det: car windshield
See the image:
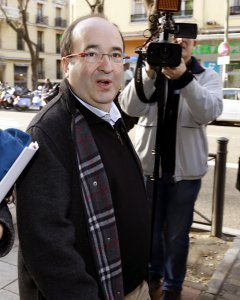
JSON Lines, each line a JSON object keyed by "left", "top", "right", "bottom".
{"left": 223, "top": 89, "right": 240, "bottom": 100}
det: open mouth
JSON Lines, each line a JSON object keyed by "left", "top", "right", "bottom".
{"left": 97, "top": 79, "right": 112, "bottom": 87}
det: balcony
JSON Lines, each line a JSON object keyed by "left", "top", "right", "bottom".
{"left": 230, "top": 6, "right": 240, "bottom": 15}
{"left": 55, "top": 17, "right": 67, "bottom": 27}
{"left": 52, "top": 0, "right": 66, "bottom": 6}
{"left": 0, "top": 6, "right": 20, "bottom": 20}
{"left": 130, "top": 13, "right": 147, "bottom": 22}
{"left": 36, "top": 15, "right": 49, "bottom": 26}
{"left": 174, "top": 9, "right": 193, "bottom": 17}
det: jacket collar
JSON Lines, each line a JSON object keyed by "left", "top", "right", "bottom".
{"left": 187, "top": 56, "right": 205, "bottom": 75}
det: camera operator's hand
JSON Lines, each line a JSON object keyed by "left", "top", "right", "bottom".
{"left": 162, "top": 58, "right": 187, "bottom": 80}
{"left": 145, "top": 61, "right": 156, "bottom": 79}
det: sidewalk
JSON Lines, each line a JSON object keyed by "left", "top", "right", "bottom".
{"left": 199, "top": 236, "right": 240, "bottom": 300}
{"left": 1, "top": 204, "right": 240, "bottom": 300}
{"left": 0, "top": 204, "right": 18, "bottom": 300}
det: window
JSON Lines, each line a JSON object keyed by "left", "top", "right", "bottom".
{"left": 230, "top": 0, "right": 240, "bottom": 15}
{"left": 222, "top": 88, "right": 240, "bottom": 100}
{"left": 37, "top": 3, "right": 43, "bottom": 18}
{"left": 227, "top": 61, "right": 240, "bottom": 72}
{"left": 38, "top": 59, "right": 45, "bottom": 79}
{"left": 175, "top": 0, "right": 193, "bottom": 17}
{"left": 55, "top": 7, "right": 63, "bottom": 26}
{"left": 14, "top": 65, "right": 28, "bottom": 88}
{"left": 17, "top": 30, "right": 24, "bottom": 50}
{"left": 36, "top": 3, "right": 48, "bottom": 24}
{"left": 131, "top": 0, "right": 147, "bottom": 22}
{"left": 56, "top": 60, "right": 62, "bottom": 79}
{"left": 0, "top": 0, "right": 8, "bottom": 5}
{"left": 37, "top": 31, "right": 44, "bottom": 52}
{"left": 56, "top": 34, "right": 61, "bottom": 53}
{"left": 56, "top": 7, "right": 61, "bottom": 18}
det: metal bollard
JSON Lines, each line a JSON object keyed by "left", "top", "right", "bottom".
{"left": 211, "top": 137, "right": 229, "bottom": 238}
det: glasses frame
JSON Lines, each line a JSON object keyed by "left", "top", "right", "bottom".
{"left": 63, "top": 52, "right": 130, "bottom": 64}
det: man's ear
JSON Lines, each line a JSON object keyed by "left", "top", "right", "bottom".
{"left": 61, "top": 57, "right": 69, "bottom": 76}
{"left": 193, "top": 40, "right": 197, "bottom": 46}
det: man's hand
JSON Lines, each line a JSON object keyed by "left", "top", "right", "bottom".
{"left": 0, "top": 224, "right": 3, "bottom": 240}
{"left": 162, "top": 58, "right": 187, "bottom": 80}
{"left": 145, "top": 61, "right": 157, "bottom": 79}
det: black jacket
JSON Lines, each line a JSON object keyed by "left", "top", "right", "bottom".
{"left": 0, "top": 200, "right": 14, "bottom": 257}
{"left": 17, "top": 80, "right": 150, "bottom": 300}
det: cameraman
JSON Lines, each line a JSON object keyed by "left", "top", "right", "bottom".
{"left": 118, "top": 37, "right": 223, "bottom": 300}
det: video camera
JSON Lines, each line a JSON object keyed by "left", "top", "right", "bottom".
{"left": 139, "top": 0, "right": 198, "bottom": 67}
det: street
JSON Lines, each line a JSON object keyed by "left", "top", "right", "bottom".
{"left": 196, "top": 123, "right": 240, "bottom": 232}
{"left": 1, "top": 109, "right": 240, "bottom": 231}
{"left": 0, "top": 109, "right": 36, "bottom": 131}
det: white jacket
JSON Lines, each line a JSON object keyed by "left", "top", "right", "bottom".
{"left": 119, "top": 64, "right": 223, "bottom": 181}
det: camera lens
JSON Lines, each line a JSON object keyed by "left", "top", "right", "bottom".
{"left": 159, "top": 46, "right": 171, "bottom": 59}
{"left": 147, "top": 42, "right": 181, "bottom": 67}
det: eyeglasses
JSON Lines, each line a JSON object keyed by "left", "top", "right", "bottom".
{"left": 64, "top": 51, "right": 130, "bottom": 64}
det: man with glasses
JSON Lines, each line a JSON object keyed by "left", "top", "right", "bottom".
{"left": 119, "top": 37, "right": 223, "bottom": 300}
{"left": 16, "top": 15, "right": 151, "bottom": 300}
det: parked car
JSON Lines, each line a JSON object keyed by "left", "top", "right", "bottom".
{"left": 216, "top": 88, "right": 240, "bottom": 123}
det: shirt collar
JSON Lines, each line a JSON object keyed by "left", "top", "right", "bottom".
{"left": 70, "top": 88, "right": 121, "bottom": 126}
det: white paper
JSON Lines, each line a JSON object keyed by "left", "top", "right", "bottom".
{"left": 0, "top": 142, "right": 39, "bottom": 202}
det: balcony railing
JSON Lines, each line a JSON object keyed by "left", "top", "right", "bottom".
{"left": 0, "top": 6, "right": 20, "bottom": 20}
{"left": 55, "top": 17, "right": 67, "bottom": 27}
{"left": 174, "top": 9, "right": 193, "bottom": 17}
{"left": 130, "top": 13, "right": 147, "bottom": 22}
{"left": 130, "top": 9, "right": 193, "bottom": 22}
{"left": 52, "top": 0, "right": 66, "bottom": 6}
{"left": 230, "top": 6, "right": 240, "bottom": 15}
{"left": 36, "top": 15, "right": 49, "bottom": 26}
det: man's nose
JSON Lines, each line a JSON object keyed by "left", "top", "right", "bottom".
{"left": 98, "top": 54, "right": 114, "bottom": 71}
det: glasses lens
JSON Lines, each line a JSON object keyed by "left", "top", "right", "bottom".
{"left": 84, "top": 52, "right": 123, "bottom": 63}
{"left": 85, "top": 52, "right": 100, "bottom": 63}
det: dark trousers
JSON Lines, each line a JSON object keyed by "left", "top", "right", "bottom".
{"left": 145, "top": 177, "right": 201, "bottom": 292}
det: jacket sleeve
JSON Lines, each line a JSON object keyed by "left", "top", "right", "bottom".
{"left": 181, "top": 68, "right": 223, "bottom": 124}
{"left": 119, "top": 67, "right": 223, "bottom": 125}
{"left": 0, "top": 200, "right": 14, "bottom": 257}
{"left": 119, "top": 69, "right": 157, "bottom": 117}
{"left": 16, "top": 126, "right": 100, "bottom": 300}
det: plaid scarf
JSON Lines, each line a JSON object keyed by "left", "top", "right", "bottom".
{"left": 73, "top": 111, "right": 124, "bottom": 300}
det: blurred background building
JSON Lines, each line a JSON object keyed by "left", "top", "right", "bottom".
{"left": 0, "top": 0, "right": 240, "bottom": 89}
{"left": 0, "top": 0, "right": 68, "bottom": 88}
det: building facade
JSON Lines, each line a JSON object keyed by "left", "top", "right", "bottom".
{"left": 70, "top": 0, "right": 240, "bottom": 88}
{"left": 1, "top": 0, "right": 240, "bottom": 89}
{"left": 0, "top": 0, "right": 68, "bottom": 89}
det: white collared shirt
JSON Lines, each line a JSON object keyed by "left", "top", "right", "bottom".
{"left": 71, "top": 90, "right": 121, "bottom": 127}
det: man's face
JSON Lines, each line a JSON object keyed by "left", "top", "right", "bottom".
{"left": 62, "top": 18, "right": 124, "bottom": 112}
{"left": 173, "top": 37, "right": 196, "bottom": 63}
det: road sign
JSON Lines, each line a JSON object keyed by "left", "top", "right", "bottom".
{"left": 218, "top": 42, "right": 230, "bottom": 56}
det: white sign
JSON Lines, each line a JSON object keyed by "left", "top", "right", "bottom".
{"left": 217, "top": 56, "right": 230, "bottom": 65}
